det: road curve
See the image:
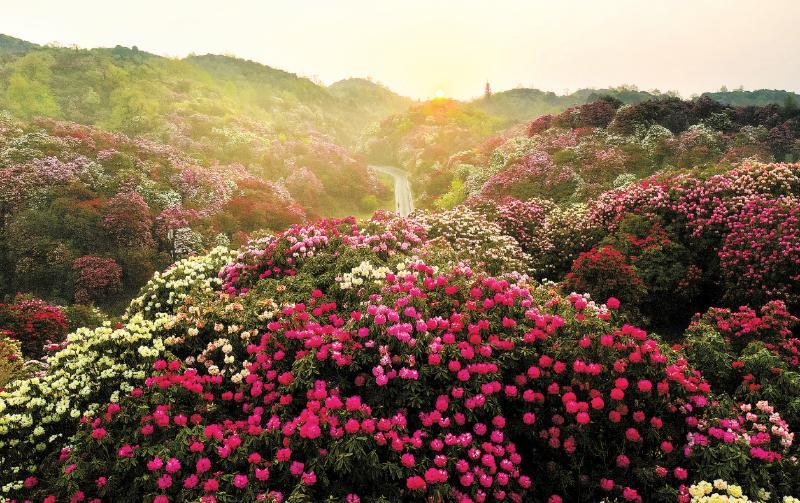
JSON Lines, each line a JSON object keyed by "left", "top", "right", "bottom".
{"left": 369, "top": 165, "right": 414, "bottom": 217}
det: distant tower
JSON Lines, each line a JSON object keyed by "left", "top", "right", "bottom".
{"left": 484, "top": 81, "right": 492, "bottom": 99}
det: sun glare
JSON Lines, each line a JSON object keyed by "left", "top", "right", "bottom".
{"left": 434, "top": 89, "right": 445, "bottom": 99}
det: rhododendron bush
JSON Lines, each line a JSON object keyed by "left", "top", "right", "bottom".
{"left": 71, "top": 255, "right": 124, "bottom": 305}
{"left": 685, "top": 302, "right": 800, "bottom": 430}
{"left": 563, "top": 245, "right": 645, "bottom": 308}
{"left": 412, "top": 206, "right": 530, "bottom": 275}
{"left": 0, "top": 332, "right": 24, "bottom": 389}
{"left": 0, "top": 296, "right": 68, "bottom": 360}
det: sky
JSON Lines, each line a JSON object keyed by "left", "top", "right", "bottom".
{"left": 1, "top": 0, "right": 799, "bottom": 100}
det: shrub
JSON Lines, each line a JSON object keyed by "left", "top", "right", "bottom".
{"left": 685, "top": 302, "right": 800, "bottom": 431}
{"left": 469, "top": 197, "right": 554, "bottom": 252}
{"left": 413, "top": 206, "right": 530, "bottom": 275}
{"left": 12, "top": 259, "right": 713, "bottom": 503}
{"left": 563, "top": 245, "right": 646, "bottom": 309}
{"left": 102, "top": 191, "right": 155, "bottom": 249}
{"left": 72, "top": 255, "right": 123, "bottom": 305}
{"left": 0, "top": 296, "right": 68, "bottom": 360}
{"left": 0, "top": 315, "right": 164, "bottom": 484}
{"left": 2, "top": 216, "right": 723, "bottom": 503}
{"left": 127, "top": 246, "right": 235, "bottom": 321}
{"left": 680, "top": 479, "right": 791, "bottom": 503}
{"left": 687, "top": 401, "right": 799, "bottom": 498}
{"left": 523, "top": 203, "right": 602, "bottom": 280}
{"left": 719, "top": 196, "right": 800, "bottom": 306}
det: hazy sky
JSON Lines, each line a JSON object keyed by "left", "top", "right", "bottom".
{"left": 2, "top": 0, "right": 799, "bottom": 100}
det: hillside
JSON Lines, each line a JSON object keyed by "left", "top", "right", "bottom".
{"left": 0, "top": 35, "right": 409, "bottom": 150}
{"left": 2, "top": 30, "right": 800, "bottom": 503}
{"left": 359, "top": 98, "right": 502, "bottom": 204}
{"left": 328, "top": 78, "right": 414, "bottom": 128}
{"left": 702, "top": 88, "right": 800, "bottom": 107}
{"left": 470, "top": 86, "right": 659, "bottom": 127}
{"left": 0, "top": 113, "right": 385, "bottom": 311}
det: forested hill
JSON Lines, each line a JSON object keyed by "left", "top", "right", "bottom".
{"left": 0, "top": 34, "right": 411, "bottom": 151}
{"left": 471, "top": 87, "right": 800, "bottom": 129}
{"left": 2, "top": 34, "right": 797, "bottom": 150}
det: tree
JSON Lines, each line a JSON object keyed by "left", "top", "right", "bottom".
{"left": 72, "top": 256, "right": 122, "bottom": 305}
{"left": 5, "top": 74, "right": 60, "bottom": 119}
{"left": 107, "top": 86, "right": 162, "bottom": 135}
{"left": 784, "top": 94, "right": 798, "bottom": 112}
{"left": 0, "top": 296, "right": 68, "bottom": 360}
{"left": 3, "top": 52, "right": 61, "bottom": 119}
{"left": 102, "top": 191, "right": 155, "bottom": 249}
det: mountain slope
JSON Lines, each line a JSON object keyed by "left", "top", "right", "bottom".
{"left": 0, "top": 36, "right": 411, "bottom": 150}
{"left": 328, "top": 78, "right": 413, "bottom": 126}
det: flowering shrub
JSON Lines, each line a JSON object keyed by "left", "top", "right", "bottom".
{"left": 102, "top": 191, "right": 155, "bottom": 249}
{"left": 681, "top": 479, "right": 777, "bottom": 503}
{"left": 0, "top": 315, "right": 165, "bottom": 486}
{"left": 0, "top": 297, "right": 68, "bottom": 360}
{"left": 584, "top": 162, "right": 800, "bottom": 312}
{"left": 596, "top": 214, "right": 703, "bottom": 326}
{"left": 687, "top": 401, "right": 799, "bottom": 498}
{"left": 171, "top": 166, "right": 236, "bottom": 213}
{"left": 413, "top": 206, "right": 530, "bottom": 275}
{"left": 563, "top": 245, "right": 645, "bottom": 309}
{"left": 3, "top": 213, "right": 742, "bottom": 502}
{"left": 522, "top": 203, "right": 603, "bottom": 280}
{"left": 468, "top": 197, "right": 554, "bottom": 252}
{"left": 685, "top": 302, "right": 800, "bottom": 431}
{"left": 217, "top": 178, "right": 306, "bottom": 236}
{"left": 479, "top": 150, "right": 579, "bottom": 203}
{"left": 693, "top": 301, "right": 799, "bottom": 357}
{"left": 127, "top": 246, "right": 235, "bottom": 320}
{"left": 335, "top": 260, "right": 394, "bottom": 290}
{"left": 718, "top": 196, "right": 800, "bottom": 306}
{"left": 9, "top": 256, "right": 714, "bottom": 503}
{"left": 72, "top": 256, "right": 123, "bottom": 305}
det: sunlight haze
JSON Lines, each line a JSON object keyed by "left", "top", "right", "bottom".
{"left": 2, "top": 0, "right": 799, "bottom": 99}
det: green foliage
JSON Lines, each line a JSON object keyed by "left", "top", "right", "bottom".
{"left": 433, "top": 176, "right": 466, "bottom": 210}
{"left": 61, "top": 304, "right": 109, "bottom": 332}
{"left": 3, "top": 52, "right": 61, "bottom": 119}
{"left": 0, "top": 332, "right": 24, "bottom": 389}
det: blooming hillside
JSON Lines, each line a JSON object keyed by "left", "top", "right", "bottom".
{"left": 0, "top": 113, "right": 391, "bottom": 313}
{"left": 431, "top": 95, "right": 800, "bottom": 209}
{"left": 1, "top": 33, "right": 800, "bottom": 501}
{"left": 1, "top": 206, "right": 799, "bottom": 502}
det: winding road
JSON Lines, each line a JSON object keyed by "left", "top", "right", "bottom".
{"left": 369, "top": 164, "right": 414, "bottom": 217}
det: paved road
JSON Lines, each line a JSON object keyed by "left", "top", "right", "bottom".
{"left": 369, "top": 165, "right": 414, "bottom": 217}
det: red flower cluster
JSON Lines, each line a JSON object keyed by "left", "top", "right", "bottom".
{"left": 0, "top": 296, "right": 68, "bottom": 360}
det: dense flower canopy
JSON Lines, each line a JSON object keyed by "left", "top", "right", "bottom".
{"left": 2, "top": 87, "right": 800, "bottom": 502}
{"left": 2, "top": 209, "right": 798, "bottom": 502}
